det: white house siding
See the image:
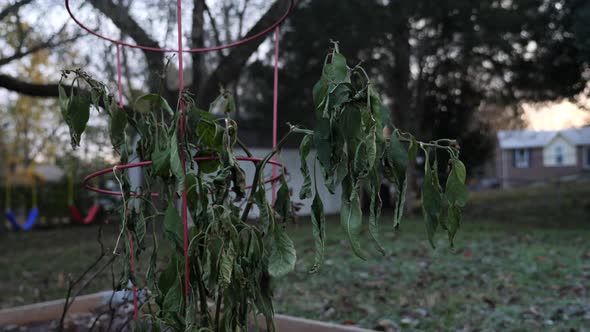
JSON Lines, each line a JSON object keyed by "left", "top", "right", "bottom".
{"left": 543, "top": 135, "right": 577, "bottom": 167}
{"left": 242, "top": 148, "right": 342, "bottom": 217}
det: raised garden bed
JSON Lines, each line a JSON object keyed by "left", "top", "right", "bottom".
{"left": 0, "top": 292, "right": 375, "bottom": 332}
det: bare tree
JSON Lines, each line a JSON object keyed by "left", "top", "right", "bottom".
{"left": 0, "top": 0, "right": 296, "bottom": 108}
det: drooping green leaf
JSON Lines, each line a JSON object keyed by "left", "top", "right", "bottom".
{"left": 365, "top": 130, "right": 377, "bottom": 170}
{"left": 422, "top": 159, "right": 443, "bottom": 248}
{"left": 445, "top": 159, "right": 469, "bottom": 207}
{"left": 383, "top": 133, "right": 412, "bottom": 227}
{"left": 185, "top": 173, "right": 198, "bottom": 213}
{"left": 170, "top": 134, "right": 185, "bottom": 194}
{"left": 109, "top": 108, "right": 127, "bottom": 150}
{"left": 314, "top": 118, "right": 332, "bottom": 169}
{"left": 151, "top": 148, "right": 171, "bottom": 177}
{"left": 255, "top": 188, "right": 272, "bottom": 234}
{"left": 353, "top": 140, "right": 370, "bottom": 178}
{"left": 134, "top": 93, "right": 174, "bottom": 115}
{"left": 386, "top": 134, "right": 409, "bottom": 176}
{"left": 208, "top": 90, "right": 236, "bottom": 114}
{"left": 164, "top": 202, "right": 184, "bottom": 251}
{"left": 274, "top": 175, "right": 292, "bottom": 222}
{"left": 324, "top": 52, "right": 348, "bottom": 83}
{"left": 268, "top": 226, "right": 296, "bottom": 278}
{"left": 368, "top": 169, "right": 385, "bottom": 255}
{"left": 298, "top": 134, "right": 313, "bottom": 199}
{"left": 219, "top": 244, "right": 235, "bottom": 287}
{"left": 65, "top": 94, "right": 91, "bottom": 147}
{"left": 369, "top": 86, "right": 390, "bottom": 130}
{"left": 146, "top": 223, "right": 159, "bottom": 293}
{"left": 58, "top": 85, "right": 69, "bottom": 114}
{"left": 202, "top": 237, "right": 223, "bottom": 291}
{"left": 312, "top": 79, "right": 328, "bottom": 115}
{"left": 158, "top": 254, "right": 179, "bottom": 302}
{"left": 162, "top": 277, "right": 183, "bottom": 321}
{"left": 197, "top": 119, "right": 223, "bottom": 151}
{"left": 328, "top": 83, "right": 353, "bottom": 110}
{"left": 134, "top": 211, "right": 146, "bottom": 247}
{"left": 447, "top": 204, "right": 462, "bottom": 247}
{"left": 309, "top": 191, "right": 326, "bottom": 273}
{"left": 328, "top": 150, "right": 349, "bottom": 194}
{"left": 194, "top": 150, "right": 220, "bottom": 174}
{"left": 231, "top": 164, "right": 247, "bottom": 201}
{"left": 340, "top": 177, "right": 365, "bottom": 259}
{"left": 340, "top": 104, "right": 362, "bottom": 141}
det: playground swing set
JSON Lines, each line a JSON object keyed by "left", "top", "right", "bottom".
{"left": 2, "top": 153, "right": 102, "bottom": 230}
{"left": 67, "top": 156, "right": 101, "bottom": 225}
{"left": 4, "top": 167, "right": 39, "bottom": 231}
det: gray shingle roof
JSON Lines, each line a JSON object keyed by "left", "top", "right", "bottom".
{"left": 497, "top": 126, "right": 590, "bottom": 149}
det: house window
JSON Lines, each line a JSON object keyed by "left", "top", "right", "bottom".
{"left": 555, "top": 146, "right": 564, "bottom": 165}
{"left": 513, "top": 149, "right": 530, "bottom": 168}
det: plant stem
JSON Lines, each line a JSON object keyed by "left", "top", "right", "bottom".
{"left": 194, "top": 256, "right": 210, "bottom": 325}
{"left": 236, "top": 137, "right": 253, "bottom": 157}
{"left": 240, "top": 127, "right": 305, "bottom": 221}
{"left": 214, "top": 287, "right": 223, "bottom": 331}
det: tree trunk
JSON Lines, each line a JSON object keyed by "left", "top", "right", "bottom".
{"left": 388, "top": 2, "right": 419, "bottom": 214}
{"left": 190, "top": 0, "right": 206, "bottom": 96}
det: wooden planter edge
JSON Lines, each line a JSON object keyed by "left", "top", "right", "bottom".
{"left": 0, "top": 292, "right": 375, "bottom": 332}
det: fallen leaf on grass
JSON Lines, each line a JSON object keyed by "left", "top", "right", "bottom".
{"left": 375, "top": 319, "right": 400, "bottom": 332}
{"left": 483, "top": 296, "right": 496, "bottom": 309}
{"left": 400, "top": 316, "right": 419, "bottom": 327}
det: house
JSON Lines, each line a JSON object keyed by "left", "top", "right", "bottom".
{"left": 496, "top": 126, "right": 590, "bottom": 187}
{"left": 0, "top": 163, "right": 65, "bottom": 186}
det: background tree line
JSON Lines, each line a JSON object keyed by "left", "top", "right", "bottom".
{"left": 0, "top": 0, "right": 588, "bottom": 187}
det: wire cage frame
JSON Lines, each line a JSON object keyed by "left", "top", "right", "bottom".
{"left": 64, "top": 0, "right": 295, "bottom": 321}
{"left": 83, "top": 156, "right": 288, "bottom": 197}
{"left": 65, "top": 0, "right": 295, "bottom": 53}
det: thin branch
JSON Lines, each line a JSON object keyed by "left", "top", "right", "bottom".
{"left": 197, "top": 0, "right": 297, "bottom": 106}
{"left": 203, "top": 2, "right": 225, "bottom": 58}
{"left": 0, "top": 16, "right": 79, "bottom": 67}
{"left": 0, "top": 0, "right": 33, "bottom": 22}
{"left": 26, "top": 126, "right": 61, "bottom": 166}
{"left": 87, "top": 0, "right": 164, "bottom": 91}
{"left": 59, "top": 225, "right": 109, "bottom": 331}
{"left": 240, "top": 126, "right": 302, "bottom": 221}
{"left": 237, "top": 0, "right": 252, "bottom": 38}
{"left": 0, "top": 73, "right": 136, "bottom": 116}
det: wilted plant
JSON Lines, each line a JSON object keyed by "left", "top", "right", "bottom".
{"left": 59, "top": 43, "right": 467, "bottom": 331}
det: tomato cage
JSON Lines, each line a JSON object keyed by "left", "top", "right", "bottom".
{"left": 64, "top": 0, "right": 296, "bottom": 320}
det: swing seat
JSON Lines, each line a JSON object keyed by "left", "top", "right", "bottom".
{"left": 69, "top": 204, "right": 100, "bottom": 224}
{"left": 5, "top": 208, "right": 39, "bottom": 231}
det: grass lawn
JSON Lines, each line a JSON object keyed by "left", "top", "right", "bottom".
{"left": 1, "top": 185, "right": 589, "bottom": 331}
{"left": 279, "top": 217, "right": 590, "bottom": 331}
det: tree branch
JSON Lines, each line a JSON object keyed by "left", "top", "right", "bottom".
{"left": 0, "top": 29, "right": 81, "bottom": 67}
{"left": 190, "top": 0, "right": 206, "bottom": 95}
{"left": 0, "top": 0, "right": 33, "bottom": 22}
{"left": 196, "top": 0, "right": 295, "bottom": 106}
{"left": 87, "top": 0, "right": 164, "bottom": 91}
{"left": 0, "top": 73, "right": 64, "bottom": 97}
{"left": 0, "top": 74, "right": 135, "bottom": 115}
{"left": 203, "top": 2, "right": 225, "bottom": 58}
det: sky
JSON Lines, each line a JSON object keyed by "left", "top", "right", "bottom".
{"left": 523, "top": 101, "right": 590, "bottom": 130}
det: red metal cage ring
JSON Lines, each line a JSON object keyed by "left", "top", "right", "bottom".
{"left": 65, "top": 0, "right": 296, "bottom": 53}
{"left": 83, "top": 156, "right": 286, "bottom": 197}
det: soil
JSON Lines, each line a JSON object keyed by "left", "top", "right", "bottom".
{"left": 1, "top": 302, "right": 136, "bottom": 332}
